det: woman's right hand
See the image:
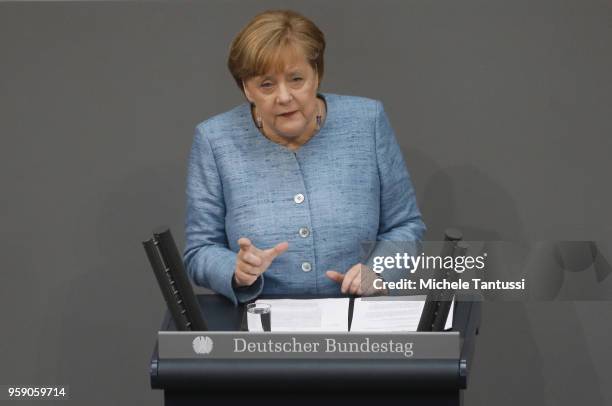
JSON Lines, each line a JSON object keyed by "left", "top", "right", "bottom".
{"left": 234, "top": 237, "right": 289, "bottom": 287}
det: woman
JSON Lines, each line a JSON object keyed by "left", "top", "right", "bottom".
{"left": 184, "top": 10, "right": 426, "bottom": 305}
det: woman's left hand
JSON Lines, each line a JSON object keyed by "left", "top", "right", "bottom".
{"left": 326, "top": 263, "right": 383, "bottom": 296}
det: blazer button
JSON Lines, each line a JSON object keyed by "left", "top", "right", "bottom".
{"left": 294, "top": 193, "right": 305, "bottom": 204}
{"left": 301, "top": 262, "right": 312, "bottom": 272}
{"left": 298, "top": 227, "right": 310, "bottom": 238}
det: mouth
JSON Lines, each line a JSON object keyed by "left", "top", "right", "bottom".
{"left": 278, "top": 110, "right": 298, "bottom": 118}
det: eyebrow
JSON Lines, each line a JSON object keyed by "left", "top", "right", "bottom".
{"left": 258, "top": 69, "right": 304, "bottom": 81}
{"left": 286, "top": 67, "right": 304, "bottom": 74}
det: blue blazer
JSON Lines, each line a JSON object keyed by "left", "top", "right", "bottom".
{"left": 184, "top": 93, "right": 426, "bottom": 305}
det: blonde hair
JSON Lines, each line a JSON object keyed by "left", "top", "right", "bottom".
{"left": 227, "top": 10, "right": 325, "bottom": 93}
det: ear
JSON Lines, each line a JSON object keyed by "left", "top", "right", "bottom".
{"left": 313, "top": 65, "right": 321, "bottom": 90}
{"left": 242, "top": 80, "right": 254, "bottom": 104}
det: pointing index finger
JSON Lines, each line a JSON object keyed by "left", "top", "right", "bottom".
{"left": 326, "top": 270, "right": 344, "bottom": 283}
{"left": 263, "top": 241, "right": 289, "bottom": 259}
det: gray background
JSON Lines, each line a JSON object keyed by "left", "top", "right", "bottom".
{"left": 1, "top": 0, "right": 611, "bottom": 405}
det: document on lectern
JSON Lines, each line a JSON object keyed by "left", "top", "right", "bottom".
{"left": 247, "top": 296, "right": 447, "bottom": 332}
{"left": 350, "top": 297, "right": 426, "bottom": 332}
{"left": 251, "top": 298, "right": 350, "bottom": 332}
{"left": 445, "top": 297, "right": 455, "bottom": 330}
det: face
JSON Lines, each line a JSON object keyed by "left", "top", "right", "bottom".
{"left": 243, "top": 53, "right": 320, "bottom": 140}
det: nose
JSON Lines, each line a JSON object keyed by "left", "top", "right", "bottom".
{"left": 276, "top": 82, "right": 293, "bottom": 105}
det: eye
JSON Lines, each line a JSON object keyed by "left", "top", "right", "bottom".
{"left": 260, "top": 82, "right": 273, "bottom": 89}
{"left": 292, "top": 77, "right": 303, "bottom": 82}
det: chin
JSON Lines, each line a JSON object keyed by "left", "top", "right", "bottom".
{"left": 277, "top": 131, "right": 302, "bottom": 139}
{"left": 277, "top": 123, "right": 307, "bottom": 138}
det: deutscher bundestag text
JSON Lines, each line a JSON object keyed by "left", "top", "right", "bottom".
{"left": 233, "top": 338, "right": 414, "bottom": 357}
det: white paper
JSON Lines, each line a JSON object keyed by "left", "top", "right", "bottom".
{"left": 350, "top": 296, "right": 426, "bottom": 332}
{"left": 444, "top": 296, "right": 455, "bottom": 330}
{"left": 248, "top": 298, "right": 350, "bottom": 332}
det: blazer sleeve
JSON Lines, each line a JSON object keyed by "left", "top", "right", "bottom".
{"left": 183, "top": 125, "right": 263, "bottom": 306}
{"left": 365, "top": 101, "right": 427, "bottom": 287}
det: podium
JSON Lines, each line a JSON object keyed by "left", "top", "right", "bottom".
{"left": 149, "top": 293, "right": 480, "bottom": 405}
